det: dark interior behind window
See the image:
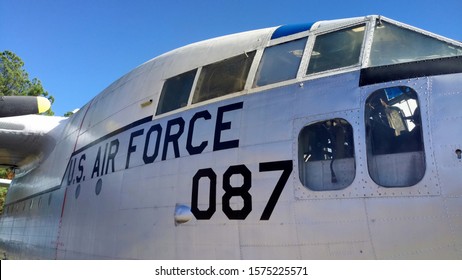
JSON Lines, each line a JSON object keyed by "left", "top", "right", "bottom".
{"left": 156, "top": 69, "right": 197, "bottom": 115}
{"left": 365, "top": 86, "right": 425, "bottom": 187}
{"left": 193, "top": 51, "right": 255, "bottom": 103}
{"left": 307, "top": 24, "right": 366, "bottom": 75}
{"left": 299, "top": 119, "right": 355, "bottom": 191}
{"left": 369, "top": 21, "right": 462, "bottom": 67}
{"left": 253, "top": 38, "right": 307, "bottom": 87}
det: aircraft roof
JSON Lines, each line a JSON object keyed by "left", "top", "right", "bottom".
{"left": 106, "top": 16, "right": 373, "bottom": 93}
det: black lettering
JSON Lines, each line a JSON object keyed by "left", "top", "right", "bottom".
{"left": 162, "top": 117, "right": 185, "bottom": 160}
{"left": 105, "top": 139, "right": 119, "bottom": 174}
{"left": 92, "top": 146, "right": 101, "bottom": 178}
{"left": 191, "top": 168, "right": 216, "bottom": 220}
{"left": 213, "top": 102, "right": 243, "bottom": 151}
{"left": 143, "top": 124, "right": 162, "bottom": 164}
{"left": 186, "top": 110, "right": 211, "bottom": 155}
{"left": 222, "top": 164, "right": 252, "bottom": 220}
{"left": 76, "top": 154, "right": 86, "bottom": 183}
{"left": 101, "top": 143, "right": 108, "bottom": 176}
{"left": 126, "top": 129, "right": 144, "bottom": 169}
{"left": 259, "top": 160, "right": 293, "bottom": 220}
{"left": 67, "top": 158, "right": 76, "bottom": 185}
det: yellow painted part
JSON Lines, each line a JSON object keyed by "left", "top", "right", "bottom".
{"left": 36, "top": 96, "right": 51, "bottom": 113}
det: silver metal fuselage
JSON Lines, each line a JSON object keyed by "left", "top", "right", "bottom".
{"left": 1, "top": 15, "right": 461, "bottom": 259}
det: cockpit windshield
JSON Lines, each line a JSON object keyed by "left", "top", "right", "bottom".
{"left": 369, "top": 21, "right": 462, "bottom": 67}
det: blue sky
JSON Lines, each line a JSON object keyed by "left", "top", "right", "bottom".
{"left": 1, "top": 0, "right": 461, "bottom": 116}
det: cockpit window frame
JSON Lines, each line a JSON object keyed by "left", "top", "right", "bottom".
{"left": 192, "top": 51, "right": 256, "bottom": 104}
{"left": 251, "top": 19, "right": 373, "bottom": 92}
{"left": 370, "top": 17, "right": 462, "bottom": 67}
{"left": 154, "top": 51, "right": 259, "bottom": 118}
{"left": 301, "top": 22, "right": 369, "bottom": 78}
{"left": 253, "top": 37, "right": 309, "bottom": 88}
{"left": 156, "top": 69, "right": 197, "bottom": 116}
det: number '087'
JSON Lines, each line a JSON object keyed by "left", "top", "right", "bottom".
{"left": 191, "top": 160, "right": 292, "bottom": 221}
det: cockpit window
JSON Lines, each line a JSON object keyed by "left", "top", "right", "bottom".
{"left": 365, "top": 86, "right": 425, "bottom": 187}
{"left": 156, "top": 69, "right": 197, "bottom": 115}
{"left": 307, "top": 24, "right": 366, "bottom": 75}
{"left": 369, "top": 21, "right": 462, "bottom": 67}
{"left": 193, "top": 51, "right": 255, "bottom": 103}
{"left": 253, "top": 37, "right": 308, "bottom": 87}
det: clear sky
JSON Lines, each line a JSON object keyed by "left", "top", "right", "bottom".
{"left": 1, "top": 0, "right": 461, "bottom": 116}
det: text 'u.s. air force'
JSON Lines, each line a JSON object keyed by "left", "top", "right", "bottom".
{"left": 64, "top": 101, "right": 293, "bottom": 221}
{"left": 66, "top": 102, "right": 243, "bottom": 185}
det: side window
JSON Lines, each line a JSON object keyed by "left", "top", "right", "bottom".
{"left": 156, "top": 69, "right": 197, "bottom": 115}
{"left": 298, "top": 119, "right": 355, "bottom": 191}
{"left": 365, "top": 86, "right": 425, "bottom": 187}
{"left": 253, "top": 37, "right": 308, "bottom": 87}
{"left": 192, "top": 51, "right": 256, "bottom": 103}
{"left": 307, "top": 24, "right": 366, "bottom": 75}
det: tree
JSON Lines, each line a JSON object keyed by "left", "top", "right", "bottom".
{"left": 0, "top": 51, "right": 56, "bottom": 210}
{"left": 64, "top": 111, "right": 74, "bottom": 117}
{"left": 0, "top": 187, "right": 7, "bottom": 215}
{"left": 0, "top": 50, "right": 54, "bottom": 115}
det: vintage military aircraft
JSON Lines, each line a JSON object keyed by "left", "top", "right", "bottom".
{"left": 1, "top": 15, "right": 461, "bottom": 259}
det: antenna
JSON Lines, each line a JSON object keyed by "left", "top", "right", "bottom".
{"left": 377, "top": 15, "right": 383, "bottom": 27}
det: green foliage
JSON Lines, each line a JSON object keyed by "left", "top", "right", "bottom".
{"left": 0, "top": 50, "right": 54, "bottom": 115}
{"left": 64, "top": 111, "right": 74, "bottom": 117}
{"left": 0, "top": 169, "right": 8, "bottom": 179}
{"left": 0, "top": 50, "right": 55, "bottom": 213}
{"left": 0, "top": 169, "right": 11, "bottom": 215}
{"left": 0, "top": 168, "right": 9, "bottom": 215}
{"left": 0, "top": 187, "right": 7, "bottom": 215}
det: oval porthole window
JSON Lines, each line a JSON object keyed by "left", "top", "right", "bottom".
{"left": 95, "top": 179, "right": 102, "bottom": 196}
{"left": 75, "top": 184, "right": 81, "bottom": 199}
